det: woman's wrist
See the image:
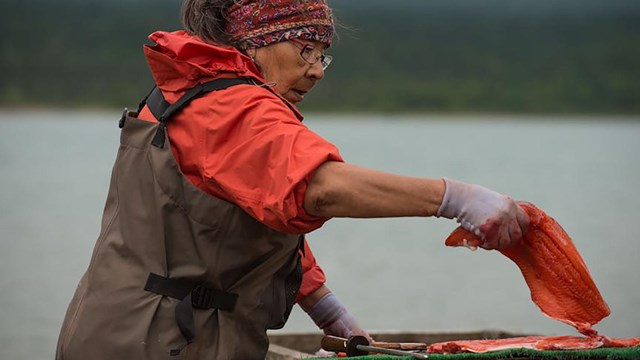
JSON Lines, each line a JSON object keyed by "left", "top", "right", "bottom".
{"left": 299, "top": 284, "right": 331, "bottom": 312}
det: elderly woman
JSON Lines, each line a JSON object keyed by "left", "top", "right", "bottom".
{"left": 56, "top": 0, "right": 529, "bottom": 359}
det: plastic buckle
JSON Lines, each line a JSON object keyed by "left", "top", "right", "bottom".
{"left": 119, "top": 107, "right": 128, "bottom": 129}
{"left": 191, "top": 286, "right": 213, "bottom": 310}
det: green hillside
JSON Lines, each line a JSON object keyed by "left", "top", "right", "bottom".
{"left": 1, "top": 0, "right": 639, "bottom": 113}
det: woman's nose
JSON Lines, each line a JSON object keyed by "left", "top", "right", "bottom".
{"left": 307, "top": 61, "right": 325, "bottom": 80}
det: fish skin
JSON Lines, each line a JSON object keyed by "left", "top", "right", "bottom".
{"left": 445, "top": 201, "right": 610, "bottom": 335}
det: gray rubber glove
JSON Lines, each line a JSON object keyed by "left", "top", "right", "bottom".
{"left": 306, "top": 292, "right": 371, "bottom": 341}
{"left": 437, "top": 178, "right": 529, "bottom": 250}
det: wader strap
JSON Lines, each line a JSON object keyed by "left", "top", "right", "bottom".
{"left": 144, "top": 273, "right": 238, "bottom": 356}
{"left": 280, "top": 235, "right": 304, "bottom": 328}
{"left": 145, "top": 77, "right": 253, "bottom": 149}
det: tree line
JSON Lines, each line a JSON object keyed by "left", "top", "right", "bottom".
{"left": 1, "top": 0, "right": 639, "bottom": 114}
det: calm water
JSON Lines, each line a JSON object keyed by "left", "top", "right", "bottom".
{"left": 1, "top": 110, "right": 639, "bottom": 359}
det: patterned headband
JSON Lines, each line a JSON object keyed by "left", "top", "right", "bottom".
{"left": 225, "top": 0, "right": 335, "bottom": 49}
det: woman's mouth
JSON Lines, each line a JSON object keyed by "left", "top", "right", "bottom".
{"left": 290, "top": 89, "right": 307, "bottom": 102}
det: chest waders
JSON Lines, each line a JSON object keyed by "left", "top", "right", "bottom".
{"left": 56, "top": 78, "right": 304, "bottom": 360}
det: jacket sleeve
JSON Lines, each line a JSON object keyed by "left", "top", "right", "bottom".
{"left": 296, "top": 237, "right": 326, "bottom": 303}
{"left": 198, "top": 85, "right": 344, "bottom": 234}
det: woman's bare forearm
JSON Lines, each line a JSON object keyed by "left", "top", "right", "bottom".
{"left": 303, "top": 161, "right": 445, "bottom": 218}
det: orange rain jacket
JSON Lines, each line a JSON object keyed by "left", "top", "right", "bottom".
{"left": 138, "top": 30, "right": 342, "bottom": 301}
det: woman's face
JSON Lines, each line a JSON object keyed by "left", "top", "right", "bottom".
{"left": 248, "top": 40, "right": 327, "bottom": 104}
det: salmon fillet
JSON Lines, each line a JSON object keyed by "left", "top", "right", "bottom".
{"left": 428, "top": 335, "right": 640, "bottom": 354}
{"left": 434, "top": 202, "right": 640, "bottom": 354}
{"left": 445, "top": 201, "right": 610, "bottom": 335}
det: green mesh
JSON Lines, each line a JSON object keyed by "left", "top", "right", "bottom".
{"left": 307, "top": 346, "right": 640, "bottom": 360}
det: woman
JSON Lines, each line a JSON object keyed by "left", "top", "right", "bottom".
{"left": 56, "top": 0, "right": 529, "bottom": 359}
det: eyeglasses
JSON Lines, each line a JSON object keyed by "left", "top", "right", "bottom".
{"left": 289, "top": 38, "right": 333, "bottom": 70}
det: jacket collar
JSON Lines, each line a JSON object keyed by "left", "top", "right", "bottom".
{"left": 144, "top": 30, "right": 303, "bottom": 120}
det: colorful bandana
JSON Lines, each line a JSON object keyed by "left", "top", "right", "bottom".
{"left": 225, "top": 0, "right": 335, "bottom": 49}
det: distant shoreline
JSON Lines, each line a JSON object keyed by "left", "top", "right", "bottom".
{"left": 1, "top": 107, "right": 639, "bottom": 121}
{"left": 3, "top": 0, "right": 639, "bottom": 117}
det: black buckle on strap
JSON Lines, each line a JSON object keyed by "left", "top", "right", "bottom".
{"left": 191, "top": 285, "right": 238, "bottom": 311}
{"left": 119, "top": 107, "right": 129, "bottom": 129}
{"left": 144, "top": 273, "right": 237, "bottom": 311}
{"left": 144, "top": 273, "right": 238, "bottom": 355}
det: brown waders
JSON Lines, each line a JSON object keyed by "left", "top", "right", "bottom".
{"left": 56, "top": 79, "right": 303, "bottom": 359}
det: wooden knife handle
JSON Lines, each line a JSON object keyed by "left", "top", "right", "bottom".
{"left": 321, "top": 335, "right": 348, "bottom": 353}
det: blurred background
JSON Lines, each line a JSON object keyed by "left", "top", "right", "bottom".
{"left": 2, "top": 0, "right": 639, "bottom": 113}
{"left": 1, "top": 1, "right": 639, "bottom": 359}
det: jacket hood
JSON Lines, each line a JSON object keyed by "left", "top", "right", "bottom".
{"left": 143, "top": 30, "right": 265, "bottom": 93}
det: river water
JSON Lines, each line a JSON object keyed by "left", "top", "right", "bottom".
{"left": 1, "top": 110, "right": 639, "bottom": 359}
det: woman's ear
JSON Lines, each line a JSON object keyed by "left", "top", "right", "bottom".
{"left": 245, "top": 47, "right": 257, "bottom": 61}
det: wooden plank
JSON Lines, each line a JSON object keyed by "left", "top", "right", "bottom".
{"left": 266, "top": 343, "right": 313, "bottom": 360}
{"left": 268, "top": 332, "right": 322, "bottom": 355}
{"left": 267, "top": 330, "right": 532, "bottom": 356}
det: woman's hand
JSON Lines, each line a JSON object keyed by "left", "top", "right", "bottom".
{"left": 437, "top": 178, "right": 529, "bottom": 250}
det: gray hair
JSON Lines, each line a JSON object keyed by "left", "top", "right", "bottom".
{"left": 181, "top": 0, "right": 236, "bottom": 46}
